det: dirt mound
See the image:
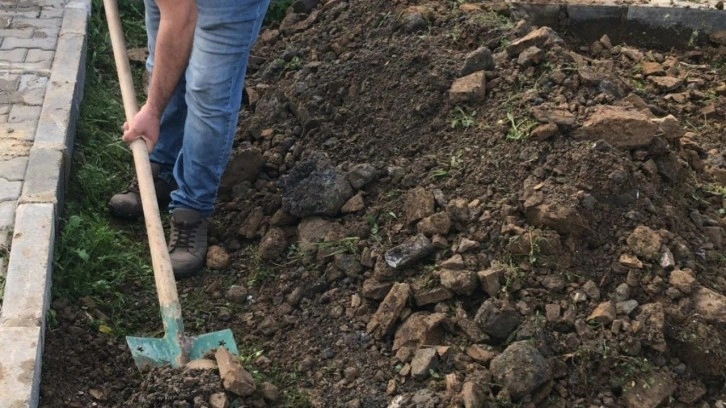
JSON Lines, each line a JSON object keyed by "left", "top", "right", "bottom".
{"left": 41, "top": 0, "right": 726, "bottom": 406}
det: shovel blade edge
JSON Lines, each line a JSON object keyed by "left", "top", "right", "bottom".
{"left": 189, "top": 329, "right": 239, "bottom": 360}
{"left": 127, "top": 335, "right": 183, "bottom": 369}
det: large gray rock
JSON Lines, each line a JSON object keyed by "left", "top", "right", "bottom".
{"left": 490, "top": 341, "right": 551, "bottom": 400}
{"left": 280, "top": 152, "right": 353, "bottom": 217}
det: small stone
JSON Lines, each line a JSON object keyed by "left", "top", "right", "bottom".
{"left": 385, "top": 234, "right": 434, "bottom": 268}
{"left": 259, "top": 382, "right": 280, "bottom": 402}
{"left": 347, "top": 163, "right": 377, "bottom": 189}
{"left": 619, "top": 253, "right": 643, "bottom": 269}
{"left": 517, "top": 46, "right": 544, "bottom": 68}
{"left": 490, "top": 341, "right": 552, "bottom": 400}
{"left": 530, "top": 123, "right": 558, "bottom": 141}
{"left": 545, "top": 303, "right": 561, "bottom": 323}
{"left": 209, "top": 392, "right": 229, "bottom": 408}
{"left": 186, "top": 358, "right": 217, "bottom": 370}
{"left": 692, "top": 286, "right": 726, "bottom": 324}
{"left": 660, "top": 247, "right": 676, "bottom": 270}
{"left": 215, "top": 347, "right": 256, "bottom": 397}
{"left": 614, "top": 283, "right": 630, "bottom": 303}
{"left": 439, "top": 269, "right": 478, "bottom": 296}
{"left": 627, "top": 226, "right": 662, "bottom": 260}
{"left": 587, "top": 301, "right": 616, "bottom": 325}
{"left": 441, "top": 254, "right": 465, "bottom": 270}
{"left": 457, "top": 238, "right": 480, "bottom": 253}
{"left": 623, "top": 372, "right": 676, "bottom": 408}
{"left": 649, "top": 76, "right": 683, "bottom": 92}
{"left": 449, "top": 71, "right": 487, "bottom": 103}
{"left": 367, "top": 283, "right": 411, "bottom": 339}
{"left": 477, "top": 267, "right": 502, "bottom": 298}
{"left": 475, "top": 299, "right": 521, "bottom": 340}
{"left": 460, "top": 381, "right": 485, "bottom": 408}
{"left": 343, "top": 366, "right": 360, "bottom": 382}
{"left": 641, "top": 61, "right": 664, "bottom": 76}
{"left": 417, "top": 212, "right": 452, "bottom": 236}
{"left": 582, "top": 280, "right": 600, "bottom": 301}
{"left": 206, "top": 245, "right": 231, "bottom": 270}
{"left": 541, "top": 275, "right": 566, "bottom": 291}
{"left": 410, "top": 348, "right": 439, "bottom": 381}
{"left": 616, "top": 300, "right": 639, "bottom": 316}
{"left": 340, "top": 192, "right": 365, "bottom": 213}
{"left": 465, "top": 344, "right": 498, "bottom": 365}
{"left": 386, "top": 379, "right": 397, "bottom": 395}
{"left": 462, "top": 46, "right": 495, "bottom": 76}
{"left": 669, "top": 269, "right": 696, "bottom": 294}
{"left": 258, "top": 227, "right": 288, "bottom": 261}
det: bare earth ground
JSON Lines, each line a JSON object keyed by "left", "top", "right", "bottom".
{"left": 40, "top": 0, "right": 726, "bottom": 407}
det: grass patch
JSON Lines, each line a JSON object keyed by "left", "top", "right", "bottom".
{"left": 264, "top": 0, "right": 293, "bottom": 25}
{"left": 52, "top": 0, "right": 154, "bottom": 336}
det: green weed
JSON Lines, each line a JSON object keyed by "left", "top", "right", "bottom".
{"left": 505, "top": 112, "right": 537, "bottom": 141}
{"left": 264, "top": 0, "right": 293, "bottom": 25}
{"left": 450, "top": 106, "right": 476, "bottom": 129}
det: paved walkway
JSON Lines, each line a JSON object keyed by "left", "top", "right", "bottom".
{"left": 0, "top": 0, "right": 89, "bottom": 406}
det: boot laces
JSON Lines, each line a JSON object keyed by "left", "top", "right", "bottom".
{"left": 171, "top": 220, "right": 199, "bottom": 251}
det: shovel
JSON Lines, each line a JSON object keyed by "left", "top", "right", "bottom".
{"left": 102, "top": 0, "right": 239, "bottom": 368}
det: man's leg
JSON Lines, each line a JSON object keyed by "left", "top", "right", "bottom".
{"left": 168, "top": 0, "right": 269, "bottom": 277}
{"left": 108, "top": 0, "right": 187, "bottom": 218}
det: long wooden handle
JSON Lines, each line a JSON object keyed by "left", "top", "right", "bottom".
{"left": 102, "top": 0, "right": 183, "bottom": 320}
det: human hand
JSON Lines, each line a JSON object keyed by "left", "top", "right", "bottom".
{"left": 122, "top": 103, "right": 161, "bottom": 152}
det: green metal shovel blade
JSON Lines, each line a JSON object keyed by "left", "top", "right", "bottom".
{"left": 127, "top": 329, "right": 239, "bottom": 369}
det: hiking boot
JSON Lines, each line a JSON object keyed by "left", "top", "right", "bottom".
{"left": 108, "top": 163, "right": 176, "bottom": 219}
{"left": 168, "top": 208, "right": 208, "bottom": 279}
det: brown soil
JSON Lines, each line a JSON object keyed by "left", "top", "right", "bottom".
{"left": 40, "top": 1, "right": 726, "bottom": 407}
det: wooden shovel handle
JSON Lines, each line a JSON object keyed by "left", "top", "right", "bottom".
{"left": 102, "top": 0, "right": 182, "bottom": 317}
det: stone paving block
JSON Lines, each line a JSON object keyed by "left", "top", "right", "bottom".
{"left": 0, "top": 326, "right": 43, "bottom": 408}
{"left": 24, "top": 49, "right": 53, "bottom": 71}
{"left": 0, "top": 203, "right": 54, "bottom": 327}
{"left": 0, "top": 178, "right": 21, "bottom": 202}
{"left": 0, "top": 9, "right": 42, "bottom": 20}
{"left": 12, "top": 17, "right": 62, "bottom": 31}
{"left": 0, "top": 28, "right": 35, "bottom": 39}
{"left": 0, "top": 139, "right": 31, "bottom": 159}
{"left": 0, "top": 156, "right": 28, "bottom": 180}
{"left": 18, "top": 74, "right": 47, "bottom": 105}
{"left": 0, "top": 120, "right": 38, "bottom": 141}
{"left": 20, "top": 148, "right": 63, "bottom": 205}
{"left": 0, "top": 73, "right": 20, "bottom": 92}
{"left": 0, "top": 49, "right": 27, "bottom": 64}
{"left": 0, "top": 104, "right": 10, "bottom": 115}
{"left": 1, "top": 35, "right": 57, "bottom": 51}
{"left": 0, "top": 113, "right": 6, "bottom": 123}
{"left": 40, "top": 7, "right": 65, "bottom": 19}
{"left": 8, "top": 104, "right": 40, "bottom": 123}
{"left": 60, "top": 4, "right": 87, "bottom": 35}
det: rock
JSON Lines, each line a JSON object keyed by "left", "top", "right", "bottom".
{"left": 474, "top": 299, "right": 521, "bottom": 341}
{"left": 209, "top": 392, "right": 228, "bottom": 408}
{"left": 384, "top": 234, "right": 434, "bottom": 268}
{"left": 335, "top": 253, "right": 363, "bottom": 277}
{"left": 710, "top": 30, "right": 726, "bottom": 45}
{"left": 457, "top": 238, "right": 480, "bottom": 253}
{"left": 206, "top": 245, "right": 231, "bottom": 270}
{"left": 186, "top": 358, "right": 217, "bottom": 370}
{"left": 450, "top": 71, "right": 487, "bottom": 103}
{"left": 441, "top": 254, "right": 465, "bottom": 270}
{"left": 361, "top": 278, "right": 393, "bottom": 300}
{"left": 669, "top": 269, "right": 695, "bottom": 294}
{"left": 462, "top": 47, "right": 495, "bottom": 76}
{"left": 456, "top": 317, "right": 490, "bottom": 343}
{"left": 692, "top": 286, "right": 726, "bottom": 324}
{"left": 651, "top": 114, "right": 682, "bottom": 140}
{"left": 582, "top": 280, "right": 600, "bottom": 301}
{"left": 621, "top": 46, "right": 644, "bottom": 62}
{"left": 413, "top": 282, "right": 454, "bottom": 306}
{"left": 215, "top": 347, "right": 256, "bottom": 397}
{"left": 340, "top": 192, "right": 365, "bottom": 213}
{"left": 410, "top": 348, "right": 439, "bottom": 380}
{"left": 447, "top": 198, "right": 470, "bottom": 223}
{"left": 576, "top": 105, "right": 659, "bottom": 148}
{"left": 676, "top": 379, "right": 707, "bottom": 405}
{"left": 587, "top": 301, "right": 616, "bottom": 324}
{"left": 530, "top": 123, "right": 558, "bottom": 141}
{"left": 417, "top": 212, "right": 451, "bottom": 236}
{"left": 477, "top": 267, "right": 503, "bottom": 297}
{"left": 619, "top": 253, "right": 643, "bottom": 269}
{"left": 347, "top": 163, "right": 378, "bottom": 189}
{"left": 649, "top": 76, "right": 683, "bottom": 92}
{"left": 622, "top": 371, "right": 676, "bottom": 408}
{"left": 401, "top": 12, "right": 428, "bottom": 33}
{"left": 220, "top": 147, "right": 264, "bottom": 192}
{"left": 269, "top": 209, "right": 297, "bottom": 226}
{"left": 258, "top": 227, "right": 287, "bottom": 261}
{"left": 439, "top": 269, "right": 478, "bottom": 296}
{"left": 239, "top": 207, "right": 264, "bottom": 239}
{"left": 615, "top": 283, "right": 630, "bottom": 302}
{"left": 405, "top": 187, "right": 435, "bottom": 224}
{"left": 541, "top": 274, "right": 566, "bottom": 292}
{"left": 616, "top": 299, "right": 639, "bottom": 316}
{"left": 259, "top": 382, "right": 280, "bottom": 402}
{"left": 626, "top": 225, "right": 662, "bottom": 260}
{"left": 297, "top": 217, "right": 335, "bottom": 252}
{"left": 636, "top": 303, "right": 667, "bottom": 352}
{"left": 507, "top": 26, "right": 563, "bottom": 57}
{"left": 465, "top": 344, "right": 498, "bottom": 365}
{"left": 517, "top": 46, "right": 544, "bottom": 68}
{"left": 280, "top": 152, "right": 354, "bottom": 217}
{"left": 641, "top": 61, "right": 664, "bottom": 76}
{"left": 226, "top": 285, "right": 248, "bottom": 303}
{"left": 460, "top": 381, "right": 485, "bottom": 408}
{"left": 367, "top": 282, "right": 411, "bottom": 339}
{"left": 531, "top": 105, "right": 577, "bottom": 127}
{"left": 393, "top": 312, "right": 447, "bottom": 359}
{"left": 490, "top": 341, "right": 552, "bottom": 400}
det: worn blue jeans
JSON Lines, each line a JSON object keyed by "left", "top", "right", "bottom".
{"left": 144, "top": 0, "right": 269, "bottom": 217}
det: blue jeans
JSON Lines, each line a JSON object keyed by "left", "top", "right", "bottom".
{"left": 144, "top": 0, "right": 269, "bottom": 217}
